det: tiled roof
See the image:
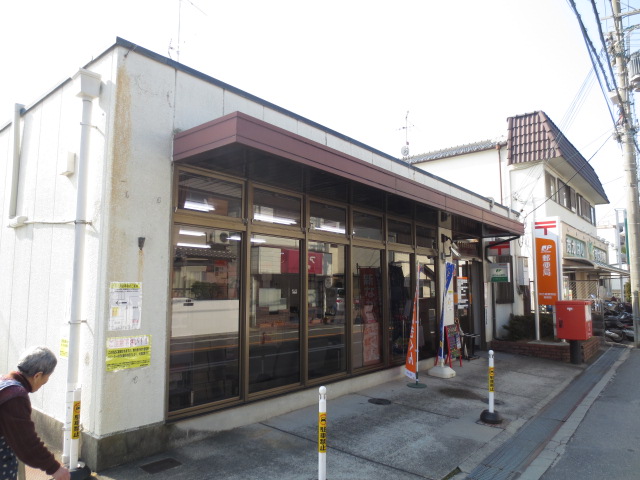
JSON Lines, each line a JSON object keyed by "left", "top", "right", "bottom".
{"left": 407, "top": 139, "right": 505, "bottom": 164}
{"left": 507, "top": 111, "right": 608, "bottom": 201}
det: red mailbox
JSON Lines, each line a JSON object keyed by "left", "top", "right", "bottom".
{"left": 555, "top": 300, "right": 592, "bottom": 341}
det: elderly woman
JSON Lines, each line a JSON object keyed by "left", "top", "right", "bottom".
{"left": 0, "top": 346, "right": 70, "bottom": 480}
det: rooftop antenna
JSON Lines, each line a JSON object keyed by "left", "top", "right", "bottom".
{"left": 168, "top": 0, "right": 207, "bottom": 62}
{"left": 177, "top": 0, "right": 182, "bottom": 62}
{"left": 399, "top": 111, "right": 414, "bottom": 158}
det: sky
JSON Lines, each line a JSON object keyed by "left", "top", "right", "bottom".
{"left": 1, "top": 0, "right": 637, "bottom": 225}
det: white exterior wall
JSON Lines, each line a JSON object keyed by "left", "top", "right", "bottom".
{"left": 0, "top": 47, "right": 175, "bottom": 438}
{"left": 92, "top": 50, "right": 175, "bottom": 435}
{"left": 0, "top": 79, "right": 93, "bottom": 421}
{"left": 1, "top": 40, "right": 520, "bottom": 443}
{"left": 414, "top": 149, "right": 504, "bottom": 203}
{"left": 511, "top": 163, "right": 602, "bottom": 269}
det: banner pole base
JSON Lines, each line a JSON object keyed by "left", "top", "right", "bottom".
{"left": 407, "top": 381, "right": 427, "bottom": 388}
{"left": 427, "top": 359, "right": 456, "bottom": 378}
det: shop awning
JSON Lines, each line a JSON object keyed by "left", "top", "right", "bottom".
{"left": 563, "top": 257, "right": 629, "bottom": 276}
{"left": 173, "top": 112, "right": 524, "bottom": 238}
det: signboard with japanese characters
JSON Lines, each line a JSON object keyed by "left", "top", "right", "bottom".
{"left": 534, "top": 218, "right": 560, "bottom": 306}
{"left": 489, "top": 264, "right": 510, "bottom": 282}
{"left": 565, "top": 235, "right": 586, "bottom": 258}
{"left": 106, "top": 335, "right": 151, "bottom": 371}
{"left": 109, "top": 282, "right": 142, "bottom": 331}
{"left": 592, "top": 246, "right": 607, "bottom": 263}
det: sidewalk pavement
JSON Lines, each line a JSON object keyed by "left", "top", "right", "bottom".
{"left": 37, "top": 348, "right": 607, "bottom": 480}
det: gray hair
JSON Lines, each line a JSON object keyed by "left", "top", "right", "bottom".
{"left": 17, "top": 346, "right": 58, "bottom": 377}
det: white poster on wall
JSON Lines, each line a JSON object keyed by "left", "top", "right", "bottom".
{"left": 109, "top": 282, "right": 142, "bottom": 331}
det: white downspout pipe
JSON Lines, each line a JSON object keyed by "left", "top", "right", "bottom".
{"left": 9, "top": 103, "right": 24, "bottom": 219}
{"left": 62, "top": 69, "right": 101, "bottom": 472}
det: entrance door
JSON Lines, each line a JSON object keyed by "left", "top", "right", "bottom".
{"left": 455, "top": 260, "right": 484, "bottom": 350}
{"left": 456, "top": 261, "right": 472, "bottom": 335}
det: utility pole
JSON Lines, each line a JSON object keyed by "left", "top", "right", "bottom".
{"left": 612, "top": 0, "right": 640, "bottom": 347}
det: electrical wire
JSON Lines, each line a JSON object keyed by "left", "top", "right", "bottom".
{"left": 591, "top": 0, "right": 626, "bottom": 113}
{"left": 560, "top": 68, "right": 596, "bottom": 131}
{"left": 567, "top": 0, "right": 618, "bottom": 127}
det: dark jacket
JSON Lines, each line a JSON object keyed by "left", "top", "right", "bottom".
{"left": 0, "top": 372, "right": 61, "bottom": 475}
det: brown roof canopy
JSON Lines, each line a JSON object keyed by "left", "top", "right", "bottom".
{"left": 174, "top": 112, "right": 524, "bottom": 237}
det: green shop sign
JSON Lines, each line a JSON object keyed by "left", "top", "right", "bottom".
{"left": 489, "top": 263, "right": 510, "bottom": 282}
{"left": 566, "top": 236, "right": 586, "bottom": 258}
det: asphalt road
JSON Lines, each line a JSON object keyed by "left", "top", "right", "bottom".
{"left": 541, "top": 347, "right": 640, "bottom": 479}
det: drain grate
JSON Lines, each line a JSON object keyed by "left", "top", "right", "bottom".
{"left": 368, "top": 398, "right": 391, "bottom": 405}
{"left": 140, "top": 458, "right": 182, "bottom": 474}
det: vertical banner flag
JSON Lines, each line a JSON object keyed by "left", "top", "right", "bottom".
{"left": 404, "top": 269, "right": 419, "bottom": 380}
{"left": 359, "top": 267, "right": 381, "bottom": 366}
{"left": 534, "top": 218, "right": 560, "bottom": 306}
{"left": 438, "top": 262, "right": 456, "bottom": 361}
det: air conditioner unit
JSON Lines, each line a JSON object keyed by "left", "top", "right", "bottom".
{"left": 213, "top": 231, "right": 230, "bottom": 244}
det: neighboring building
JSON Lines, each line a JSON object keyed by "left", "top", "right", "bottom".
{"left": 597, "top": 208, "right": 628, "bottom": 298}
{"left": 410, "top": 111, "right": 628, "bottom": 329}
{"left": 0, "top": 38, "right": 523, "bottom": 470}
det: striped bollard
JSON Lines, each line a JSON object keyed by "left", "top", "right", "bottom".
{"left": 318, "top": 386, "right": 327, "bottom": 480}
{"left": 480, "top": 350, "right": 503, "bottom": 424}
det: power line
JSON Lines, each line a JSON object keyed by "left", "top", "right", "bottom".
{"left": 559, "top": 68, "right": 596, "bottom": 131}
{"left": 567, "top": 0, "right": 618, "bottom": 127}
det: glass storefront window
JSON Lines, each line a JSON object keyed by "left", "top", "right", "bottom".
{"left": 249, "top": 235, "right": 301, "bottom": 393}
{"left": 352, "top": 246, "right": 383, "bottom": 368}
{"left": 388, "top": 251, "right": 411, "bottom": 364}
{"left": 352, "top": 183, "right": 385, "bottom": 211}
{"left": 415, "top": 205, "right": 438, "bottom": 225}
{"left": 353, "top": 211, "right": 383, "bottom": 241}
{"left": 253, "top": 189, "right": 301, "bottom": 226}
{"left": 416, "top": 225, "right": 436, "bottom": 249}
{"left": 388, "top": 219, "right": 412, "bottom": 245}
{"left": 387, "top": 194, "right": 414, "bottom": 219}
{"left": 417, "top": 254, "right": 437, "bottom": 360}
{"left": 177, "top": 171, "right": 242, "bottom": 217}
{"left": 169, "top": 225, "right": 242, "bottom": 411}
{"left": 308, "top": 242, "right": 346, "bottom": 379}
{"left": 310, "top": 202, "right": 347, "bottom": 235}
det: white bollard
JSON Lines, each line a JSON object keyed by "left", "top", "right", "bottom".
{"left": 488, "top": 351, "right": 495, "bottom": 413}
{"left": 318, "top": 386, "right": 327, "bottom": 480}
{"left": 480, "top": 350, "right": 502, "bottom": 424}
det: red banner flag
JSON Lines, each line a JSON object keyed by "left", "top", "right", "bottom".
{"left": 404, "top": 290, "right": 418, "bottom": 380}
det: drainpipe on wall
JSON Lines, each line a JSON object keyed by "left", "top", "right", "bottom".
{"left": 496, "top": 143, "right": 503, "bottom": 208}
{"left": 62, "top": 69, "right": 101, "bottom": 477}
{"left": 9, "top": 103, "right": 24, "bottom": 221}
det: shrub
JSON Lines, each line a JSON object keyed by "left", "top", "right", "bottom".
{"left": 504, "top": 314, "right": 554, "bottom": 341}
{"left": 625, "top": 282, "right": 631, "bottom": 303}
